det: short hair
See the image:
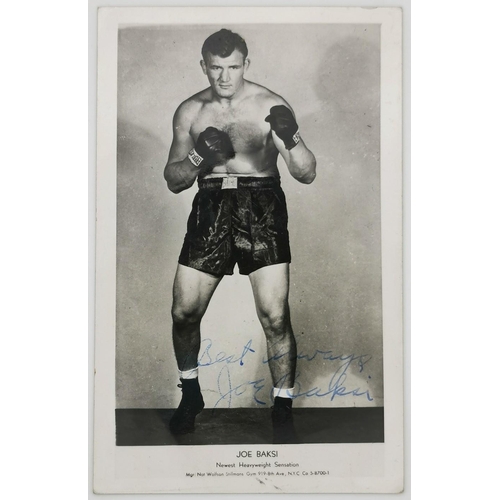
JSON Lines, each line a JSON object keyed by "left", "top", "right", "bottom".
{"left": 201, "top": 29, "right": 248, "bottom": 61}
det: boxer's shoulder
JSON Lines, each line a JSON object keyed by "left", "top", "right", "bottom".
{"left": 245, "top": 82, "right": 291, "bottom": 111}
{"left": 173, "top": 91, "right": 207, "bottom": 126}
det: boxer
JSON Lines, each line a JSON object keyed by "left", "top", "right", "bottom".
{"left": 164, "top": 29, "right": 316, "bottom": 440}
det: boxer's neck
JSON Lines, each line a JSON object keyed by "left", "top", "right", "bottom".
{"left": 211, "top": 80, "right": 247, "bottom": 107}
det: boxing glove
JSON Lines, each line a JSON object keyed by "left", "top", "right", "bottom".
{"left": 188, "top": 127, "right": 235, "bottom": 170}
{"left": 265, "top": 105, "right": 300, "bottom": 150}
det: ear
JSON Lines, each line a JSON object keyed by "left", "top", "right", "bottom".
{"left": 244, "top": 58, "right": 251, "bottom": 71}
{"left": 200, "top": 59, "right": 207, "bottom": 75}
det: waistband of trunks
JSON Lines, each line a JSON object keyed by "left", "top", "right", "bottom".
{"left": 197, "top": 176, "right": 281, "bottom": 190}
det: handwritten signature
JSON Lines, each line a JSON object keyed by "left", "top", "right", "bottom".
{"left": 198, "top": 338, "right": 256, "bottom": 367}
{"left": 198, "top": 338, "right": 374, "bottom": 408}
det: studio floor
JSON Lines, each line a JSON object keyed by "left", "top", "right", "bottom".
{"left": 115, "top": 407, "right": 384, "bottom": 446}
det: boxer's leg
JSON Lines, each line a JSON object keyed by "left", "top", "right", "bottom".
{"left": 169, "top": 264, "right": 222, "bottom": 434}
{"left": 249, "top": 263, "right": 297, "bottom": 431}
{"left": 248, "top": 263, "right": 297, "bottom": 391}
{"left": 171, "top": 264, "right": 222, "bottom": 371}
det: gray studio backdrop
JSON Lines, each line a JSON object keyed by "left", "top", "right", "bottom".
{"left": 116, "top": 24, "right": 382, "bottom": 409}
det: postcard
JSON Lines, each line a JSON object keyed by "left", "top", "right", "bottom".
{"left": 93, "top": 6, "right": 403, "bottom": 494}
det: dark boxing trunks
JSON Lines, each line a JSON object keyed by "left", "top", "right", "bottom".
{"left": 178, "top": 176, "right": 291, "bottom": 276}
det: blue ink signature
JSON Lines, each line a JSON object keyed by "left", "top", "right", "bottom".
{"left": 293, "top": 368, "right": 374, "bottom": 402}
{"left": 264, "top": 346, "right": 372, "bottom": 373}
{"left": 198, "top": 338, "right": 255, "bottom": 367}
{"left": 214, "top": 365, "right": 266, "bottom": 408}
{"left": 199, "top": 338, "right": 374, "bottom": 407}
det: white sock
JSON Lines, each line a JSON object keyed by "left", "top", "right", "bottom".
{"left": 273, "top": 386, "right": 295, "bottom": 399}
{"left": 178, "top": 367, "right": 198, "bottom": 380}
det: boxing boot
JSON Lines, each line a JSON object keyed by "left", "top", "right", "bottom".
{"left": 169, "top": 378, "right": 205, "bottom": 435}
{"left": 271, "top": 396, "right": 293, "bottom": 426}
{"left": 271, "top": 396, "right": 300, "bottom": 444}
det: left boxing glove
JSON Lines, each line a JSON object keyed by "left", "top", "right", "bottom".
{"left": 188, "top": 127, "right": 236, "bottom": 170}
{"left": 265, "top": 105, "right": 300, "bottom": 150}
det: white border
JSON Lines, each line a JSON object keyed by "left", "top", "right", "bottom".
{"left": 94, "top": 6, "right": 403, "bottom": 494}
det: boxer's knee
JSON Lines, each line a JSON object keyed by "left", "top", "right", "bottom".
{"left": 257, "top": 307, "right": 290, "bottom": 340}
{"left": 171, "top": 303, "right": 204, "bottom": 327}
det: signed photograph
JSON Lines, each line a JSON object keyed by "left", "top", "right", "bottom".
{"left": 94, "top": 6, "right": 403, "bottom": 494}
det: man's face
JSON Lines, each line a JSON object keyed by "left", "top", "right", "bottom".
{"left": 201, "top": 50, "right": 249, "bottom": 99}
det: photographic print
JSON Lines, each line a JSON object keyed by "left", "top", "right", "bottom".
{"left": 93, "top": 6, "right": 403, "bottom": 494}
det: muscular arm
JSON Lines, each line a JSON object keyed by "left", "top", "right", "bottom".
{"left": 269, "top": 100, "right": 316, "bottom": 184}
{"left": 272, "top": 131, "right": 317, "bottom": 184}
{"left": 164, "top": 104, "right": 200, "bottom": 194}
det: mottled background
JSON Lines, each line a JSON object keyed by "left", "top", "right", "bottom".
{"left": 116, "top": 24, "right": 382, "bottom": 409}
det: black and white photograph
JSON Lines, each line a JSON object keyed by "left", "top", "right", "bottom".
{"left": 93, "top": 6, "right": 403, "bottom": 494}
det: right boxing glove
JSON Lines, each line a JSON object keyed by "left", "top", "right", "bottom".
{"left": 188, "top": 127, "right": 236, "bottom": 171}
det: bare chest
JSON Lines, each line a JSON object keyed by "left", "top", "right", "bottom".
{"left": 191, "top": 103, "right": 270, "bottom": 154}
